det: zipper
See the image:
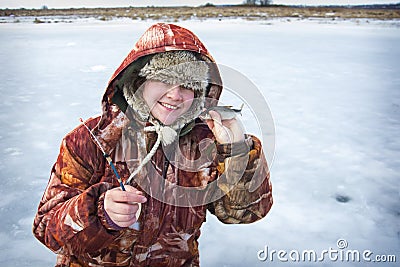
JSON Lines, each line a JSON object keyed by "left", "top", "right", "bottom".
{"left": 162, "top": 155, "right": 169, "bottom": 179}
{"left": 161, "top": 154, "right": 169, "bottom": 203}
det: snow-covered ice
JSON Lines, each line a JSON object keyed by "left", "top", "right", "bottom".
{"left": 0, "top": 18, "right": 399, "bottom": 266}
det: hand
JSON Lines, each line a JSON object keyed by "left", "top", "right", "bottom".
{"left": 205, "top": 110, "right": 245, "bottom": 144}
{"left": 104, "top": 185, "right": 147, "bottom": 228}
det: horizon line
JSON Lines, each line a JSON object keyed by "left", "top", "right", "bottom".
{"left": 1, "top": 2, "right": 399, "bottom": 10}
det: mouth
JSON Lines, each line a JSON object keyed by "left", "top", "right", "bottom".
{"left": 158, "top": 101, "right": 179, "bottom": 111}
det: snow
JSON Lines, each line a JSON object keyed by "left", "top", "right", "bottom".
{"left": 0, "top": 18, "right": 399, "bottom": 266}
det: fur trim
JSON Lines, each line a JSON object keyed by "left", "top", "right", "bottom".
{"left": 139, "top": 51, "right": 209, "bottom": 92}
{"left": 123, "top": 85, "right": 150, "bottom": 122}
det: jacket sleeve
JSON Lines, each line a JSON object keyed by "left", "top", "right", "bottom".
{"left": 32, "top": 123, "right": 121, "bottom": 255}
{"left": 208, "top": 135, "right": 273, "bottom": 224}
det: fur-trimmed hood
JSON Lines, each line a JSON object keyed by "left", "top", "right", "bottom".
{"left": 93, "top": 23, "right": 223, "bottom": 155}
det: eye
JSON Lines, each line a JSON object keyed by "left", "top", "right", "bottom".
{"left": 180, "top": 85, "right": 192, "bottom": 91}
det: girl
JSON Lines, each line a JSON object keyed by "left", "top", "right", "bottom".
{"left": 33, "top": 23, "right": 273, "bottom": 267}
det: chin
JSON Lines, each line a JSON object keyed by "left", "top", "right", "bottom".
{"left": 159, "top": 113, "right": 180, "bottom": 126}
{"left": 162, "top": 118, "right": 176, "bottom": 126}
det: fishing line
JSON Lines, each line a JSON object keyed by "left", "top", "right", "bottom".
{"left": 79, "top": 118, "right": 126, "bottom": 191}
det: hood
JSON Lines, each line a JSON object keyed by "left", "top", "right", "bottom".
{"left": 93, "top": 23, "right": 223, "bottom": 153}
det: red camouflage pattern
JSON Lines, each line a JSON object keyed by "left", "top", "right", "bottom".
{"left": 33, "top": 23, "right": 273, "bottom": 267}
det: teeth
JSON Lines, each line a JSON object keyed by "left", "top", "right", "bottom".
{"left": 160, "top": 102, "right": 178, "bottom": 110}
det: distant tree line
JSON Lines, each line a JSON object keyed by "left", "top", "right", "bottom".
{"left": 243, "top": 0, "right": 273, "bottom": 6}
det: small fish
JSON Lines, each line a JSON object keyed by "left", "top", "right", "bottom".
{"left": 199, "top": 103, "right": 244, "bottom": 121}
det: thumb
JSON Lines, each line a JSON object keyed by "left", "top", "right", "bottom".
{"left": 209, "top": 110, "right": 227, "bottom": 135}
{"left": 205, "top": 119, "right": 214, "bottom": 130}
{"left": 205, "top": 111, "right": 221, "bottom": 131}
{"left": 208, "top": 110, "right": 223, "bottom": 130}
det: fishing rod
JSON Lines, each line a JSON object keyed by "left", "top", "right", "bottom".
{"left": 79, "top": 118, "right": 126, "bottom": 191}
{"left": 80, "top": 118, "right": 142, "bottom": 230}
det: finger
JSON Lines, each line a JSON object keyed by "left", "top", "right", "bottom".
{"left": 107, "top": 202, "right": 140, "bottom": 216}
{"left": 107, "top": 187, "right": 147, "bottom": 204}
{"left": 225, "top": 119, "right": 245, "bottom": 142}
{"left": 210, "top": 111, "right": 245, "bottom": 142}
{"left": 208, "top": 110, "right": 221, "bottom": 122}
{"left": 110, "top": 185, "right": 143, "bottom": 195}
{"left": 104, "top": 201, "right": 140, "bottom": 226}
{"left": 205, "top": 119, "right": 214, "bottom": 130}
{"left": 124, "top": 185, "right": 143, "bottom": 194}
{"left": 208, "top": 111, "right": 225, "bottom": 132}
{"left": 116, "top": 192, "right": 147, "bottom": 204}
{"left": 107, "top": 211, "right": 137, "bottom": 227}
{"left": 107, "top": 209, "right": 136, "bottom": 221}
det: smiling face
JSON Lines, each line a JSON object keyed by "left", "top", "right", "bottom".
{"left": 142, "top": 80, "right": 195, "bottom": 125}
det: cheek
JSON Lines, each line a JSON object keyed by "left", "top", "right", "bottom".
{"left": 182, "top": 91, "right": 195, "bottom": 108}
{"left": 143, "top": 88, "right": 162, "bottom": 107}
{"left": 185, "top": 99, "right": 194, "bottom": 111}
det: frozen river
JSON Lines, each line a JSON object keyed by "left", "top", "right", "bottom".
{"left": 0, "top": 18, "right": 399, "bottom": 266}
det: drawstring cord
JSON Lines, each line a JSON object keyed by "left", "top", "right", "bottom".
{"left": 125, "top": 122, "right": 177, "bottom": 185}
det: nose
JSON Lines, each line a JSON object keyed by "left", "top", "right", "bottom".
{"left": 165, "top": 85, "right": 183, "bottom": 101}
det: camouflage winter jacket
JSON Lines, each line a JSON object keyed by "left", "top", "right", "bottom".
{"left": 33, "top": 23, "right": 273, "bottom": 267}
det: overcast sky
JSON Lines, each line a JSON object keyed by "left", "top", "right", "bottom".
{"left": 0, "top": 0, "right": 398, "bottom": 9}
